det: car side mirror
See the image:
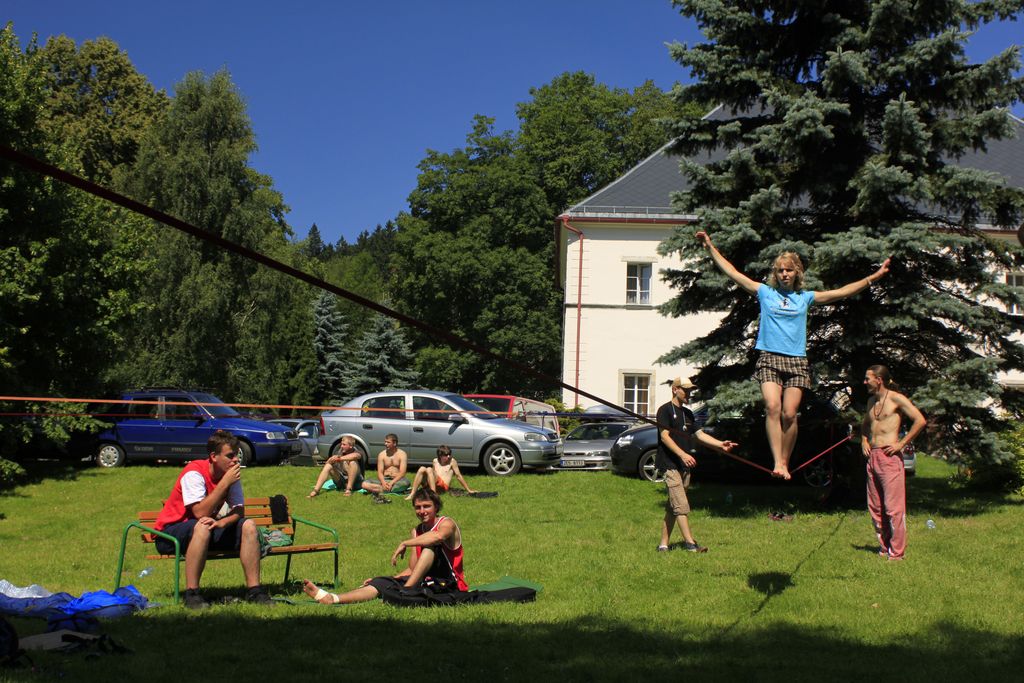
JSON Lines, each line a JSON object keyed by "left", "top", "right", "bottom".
{"left": 447, "top": 413, "right": 468, "bottom": 424}
{"left": 191, "top": 413, "right": 207, "bottom": 423}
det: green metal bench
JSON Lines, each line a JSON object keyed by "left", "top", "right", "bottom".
{"left": 114, "top": 496, "right": 339, "bottom": 604}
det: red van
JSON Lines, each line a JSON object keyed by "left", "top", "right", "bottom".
{"left": 463, "top": 394, "right": 561, "bottom": 435}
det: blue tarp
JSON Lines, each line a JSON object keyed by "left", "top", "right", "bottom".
{"left": 0, "top": 585, "right": 149, "bottom": 628}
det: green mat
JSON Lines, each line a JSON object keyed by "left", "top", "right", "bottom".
{"left": 470, "top": 576, "right": 543, "bottom": 593}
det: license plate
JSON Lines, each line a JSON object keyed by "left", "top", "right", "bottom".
{"left": 561, "top": 459, "right": 586, "bottom": 467}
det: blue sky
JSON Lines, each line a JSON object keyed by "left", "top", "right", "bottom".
{"left": 6, "top": 1, "right": 1023, "bottom": 244}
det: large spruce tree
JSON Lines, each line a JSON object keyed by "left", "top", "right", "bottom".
{"left": 658, "top": 1, "right": 1024, "bottom": 467}
{"left": 342, "top": 310, "right": 419, "bottom": 399}
{"left": 313, "top": 291, "right": 348, "bottom": 405}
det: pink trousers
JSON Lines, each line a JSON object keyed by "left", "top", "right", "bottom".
{"left": 866, "top": 447, "right": 906, "bottom": 559}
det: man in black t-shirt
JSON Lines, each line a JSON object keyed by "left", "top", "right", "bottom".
{"left": 656, "top": 378, "right": 738, "bottom": 553}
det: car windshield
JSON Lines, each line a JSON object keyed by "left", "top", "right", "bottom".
{"left": 463, "top": 396, "right": 510, "bottom": 416}
{"left": 448, "top": 395, "right": 499, "bottom": 419}
{"left": 193, "top": 393, "right": 240, "bottom": 418}
{"left": 566, "top": 423, "right": 632, "bottom": 441}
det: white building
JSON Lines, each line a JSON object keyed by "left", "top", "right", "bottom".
{"left": 557, "top": 106, "right": 1024, "bottom": 412}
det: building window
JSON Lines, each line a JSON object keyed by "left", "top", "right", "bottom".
{"left": 623, "top": 374, "right": 651, "bottom": 416}
{"left": 626, "top": 263, "right": 652, "bottom": 304}
{"left": 1008, "top": 273, "right": 1024, "bottom": 316}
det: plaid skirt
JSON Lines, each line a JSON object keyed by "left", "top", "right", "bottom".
{"left": 754, "top": 351, "right": 811, "bottom": 390}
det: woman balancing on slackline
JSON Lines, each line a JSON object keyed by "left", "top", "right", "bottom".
{"left": 695, "top": 231, "right": 890, "bottom": 480}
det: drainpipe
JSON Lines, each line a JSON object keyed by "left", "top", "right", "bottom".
{"left": 560, "top": 215, "right": 584, "bottom": 407}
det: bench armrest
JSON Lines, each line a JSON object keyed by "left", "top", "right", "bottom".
{"left": 114, "top": 521, "right": 184, "bottom": 602}
{"left": 291, "top": 515, "right": 339, "bottom": 545}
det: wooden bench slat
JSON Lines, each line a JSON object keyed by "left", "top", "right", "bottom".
{"left": 145, "top": 543, "right": 337, "bottom": 561}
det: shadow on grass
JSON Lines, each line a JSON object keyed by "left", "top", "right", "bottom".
{"left": 19, "top": 610, "right": 1022, "bottom": 682}
{"left": 0, "top": 458, "right": 93, "bottom": 493}
{"left": 908, "top": 475, "right": 1022, "bottom": 517}
{"left": 644, "top": 481, "right": 835, "bottom": 519}
{"left": 641, "top": 474, "right": 1022, "bottom": 521}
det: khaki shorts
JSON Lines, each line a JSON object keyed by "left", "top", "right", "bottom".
{"left": 664, "top": 469, "right": 691, "bottom": 516}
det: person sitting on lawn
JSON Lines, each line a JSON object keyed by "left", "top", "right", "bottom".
{"left": 308, "top": 435, "right": 363, "bottom": 498}
{"left": 404, "top": 444, "right": 476, "bottom": 500}
{"left": 361, "top": 433, "right": 411, "bottom": 497}
{"left": 152, "top": 429, "right": 272, "bottom": 609}
{"left": 303, "top": 487, "right": 466, "bottom": 604}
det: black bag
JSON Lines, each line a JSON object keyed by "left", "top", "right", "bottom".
{"left": 269, "top": 495, "right": 289, "bottom": 524}
{"left": 378, "top": 583, "right": 537, "bottom": 608}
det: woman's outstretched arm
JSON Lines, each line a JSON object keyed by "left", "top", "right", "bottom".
{"left": 814, "top": 258, "right": 891, "bottom": 304}
{"left": 695, "top": 231, "right": 761, "bottom": 295}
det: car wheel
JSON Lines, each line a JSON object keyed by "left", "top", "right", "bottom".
{"left": 482, "top": 442, "right": 522, "bottom": 476}
{"left": 237, "top": 441, "right": 254, "bottom": 467}
{"left": 95, "top": 443, "right": 126, "bottom": 468}
{"left": 638, "top": 450, "right": 659, "bottom": 482}
{"left": 802, "top": 457, "right": 833, "bottom": 488}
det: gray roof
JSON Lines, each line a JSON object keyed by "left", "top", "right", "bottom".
{"left": 566, "top": 106, "right": 1024, "bottom": 219}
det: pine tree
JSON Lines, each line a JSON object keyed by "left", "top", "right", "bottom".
{"left": 342, "top": 311, "right": 419, "bottom": 398}
{"left": 658, "top": 1, "right": 1024, "bottom": 468}
{"left": 313, "top": 292, "right": 348, "bottom": 404}
{"left": 304, "top": 223, "right": 326, "bottom": 259}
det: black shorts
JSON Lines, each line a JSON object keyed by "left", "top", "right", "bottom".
{"left": 154, "top": 518, "right": 246, "bottom": 555}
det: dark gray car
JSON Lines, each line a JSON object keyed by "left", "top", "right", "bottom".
{"left": 268, "top": 418, "right": 322, "bottom": 466}
{"left": 317, "top": 390, "right": 562, "bottom": 476}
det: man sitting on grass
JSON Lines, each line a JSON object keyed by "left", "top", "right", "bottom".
{"left": 308, "top": 435, "right": 363, "bottom": 498}
{"left": 361, "top": 433, "right": 411, "bottom": 499}
{"left": 405, "top": 444, "right": 476, "bottom": 500}
{"left": 303, "top": 488, "right": 465, "bottom": 604}
{"left": 153, "top": 430, "right": 272, "bottom": 609}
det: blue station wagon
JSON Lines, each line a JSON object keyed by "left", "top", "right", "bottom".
{"left": 93, "top": 389, "right": 301, "bottom": 467}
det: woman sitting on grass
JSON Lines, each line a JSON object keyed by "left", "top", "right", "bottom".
{"left": 303, "top": 487, "right": 466, "bottom": 604}
{"left": 404, "top": 444, "right": 476, "bottom": 500}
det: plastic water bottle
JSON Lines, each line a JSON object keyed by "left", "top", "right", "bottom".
{"left": 138, "top": 566, "right": 154, "bottom": 578}
{"left": 725, "top": 492, "right": 733, "bottom": 505}
{"left": 926, "top": 519, "right": 936, "bottom": 530}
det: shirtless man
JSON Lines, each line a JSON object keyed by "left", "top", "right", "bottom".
{"left": 361, "top": 433, "right": 411, "bottom": 496}
{"left": 405, "top": 444, "right": 476, "bottom": 500}
{"left": 862, "top": 364, "right": 926, "bottom": 561}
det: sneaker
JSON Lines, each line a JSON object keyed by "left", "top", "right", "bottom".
{"left": 682, "top": 541, "right": 708, "bottom": 553}
{"left": 246, "top": 587, "right": 274, "bottom": 605}
{"left": 183, "top": 589, "right": 209, "bottom": 610}
{"left": 656, "top": 545, "right": 670, "bottom": 552}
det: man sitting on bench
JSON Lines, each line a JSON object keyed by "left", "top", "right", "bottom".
{"left": 152, "top": 429, "right": 272, "bottom": 609}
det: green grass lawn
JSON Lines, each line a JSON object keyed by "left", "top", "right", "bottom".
{"left": 1, "top": 456, "right": 1022, "bottom": 682}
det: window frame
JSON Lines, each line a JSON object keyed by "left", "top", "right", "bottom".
{"left": 625, "top": 262, "right": 652, "bottom": 305}
{"left": 621, "top": 373, "right": 652, "bottom": 417}
{"left": 1008, "top": 272, "right": 1024, "bottom": 316}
